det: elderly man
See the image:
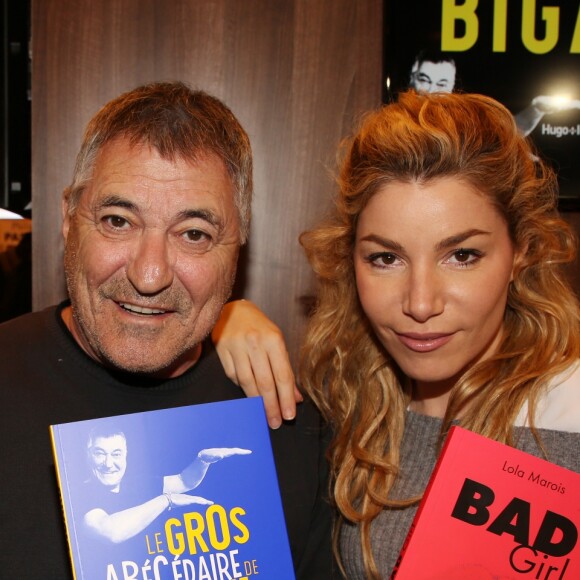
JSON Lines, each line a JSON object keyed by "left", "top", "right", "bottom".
{"left": 0, "top": 82, "right": 331, "bottom": 578}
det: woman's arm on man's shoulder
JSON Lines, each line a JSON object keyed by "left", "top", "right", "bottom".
{"left": 212, "top": 300, "right": 303, "bottom": 429}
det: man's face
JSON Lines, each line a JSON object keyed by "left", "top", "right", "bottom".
{"left": 62, "top": 137, "right": 240, "bottom": 377}
{"left": 88, "top": 434, "right": 127, "bottom": 490}
{"left": 411, "top": 60, "right": 456, "bottom": 93}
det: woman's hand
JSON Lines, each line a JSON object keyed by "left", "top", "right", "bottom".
{"left": 212, "top": 300, "right": 302, "bottom": 428}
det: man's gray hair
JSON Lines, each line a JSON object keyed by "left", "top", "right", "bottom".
{"left": 64, "top": 81, "right": 253, "bottom": 243}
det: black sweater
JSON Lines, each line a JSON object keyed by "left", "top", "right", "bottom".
{"left": 0, "top": 303, "right": 332, "bottom": 578}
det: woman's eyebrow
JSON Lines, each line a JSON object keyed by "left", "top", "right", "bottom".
{"left": 359, "top": 229, "right": 491, "bottom": 252}
{"left": 435, "top": 229, "right": 490, "bottom": 251}
{"left": 358, "top": 233, "right": 404, "bottom": 252}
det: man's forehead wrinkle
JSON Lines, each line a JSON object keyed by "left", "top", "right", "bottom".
{"left": 123, "top": 133, "right": 206, "bottom": 166}
{"left": 98, "top": 139, "right": 219, "bottom": 174}
{"left": 92, "top": 163, "right": 227, "bottom": 195}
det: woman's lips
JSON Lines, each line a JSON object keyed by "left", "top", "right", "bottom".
{"left": 396, "top": 332, "right": 454, "bottom": 353}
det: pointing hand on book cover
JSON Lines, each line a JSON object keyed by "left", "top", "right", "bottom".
{"left": 172, "top": 447, "right": 252, "bottom": 491}
{"left": 198, "top": 447, "right": 252, "bottom": 463}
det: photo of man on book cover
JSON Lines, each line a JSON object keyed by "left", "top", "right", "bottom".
{"left": 83, "top": 425, "right": 248, "bottom": 533}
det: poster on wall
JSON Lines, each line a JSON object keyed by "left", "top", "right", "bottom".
{"left": 383, "top": 0, "right": 580, "bottom": 210}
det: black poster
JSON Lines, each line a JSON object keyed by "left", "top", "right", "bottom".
{"left": 384, "top": 1, "right": 580, "bottom": 209}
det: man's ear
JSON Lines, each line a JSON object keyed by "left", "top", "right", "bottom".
{"left": 62, "top": 189, "right": 71, "bottom": 240}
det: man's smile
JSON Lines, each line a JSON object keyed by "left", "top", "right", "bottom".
{"left": 118, "top": 302, "right": 168, "bottom": 315}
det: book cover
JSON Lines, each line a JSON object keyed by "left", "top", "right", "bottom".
{"left": 392, "top": 426, "right": 579, "bottom": 579}
{"left": 50, "top": 398, "right": 295, "bottom": 580}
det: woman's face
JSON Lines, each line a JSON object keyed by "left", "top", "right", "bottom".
{"left": 354, "top": 177, "right": 519, "bottom": 396}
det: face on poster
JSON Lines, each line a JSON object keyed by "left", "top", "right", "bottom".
{"left": 383, "top": 0, "right": 580, "bottom": 208}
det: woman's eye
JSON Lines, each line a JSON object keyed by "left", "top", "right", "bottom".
{"left": 368, "top": 252, "right": 399, "bottom": 267}
{"left": 449, "top": 249, "right": 482, "bottom": 266}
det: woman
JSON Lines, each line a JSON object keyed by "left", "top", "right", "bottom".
{"left": 214, "top": 90, "right": 580, "bottom": 578}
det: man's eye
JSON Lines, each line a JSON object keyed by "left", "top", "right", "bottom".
{"left": 103, "top": 215, "right": 130, "bottom": 229}
{"left": 183, "top": 229, "right": 210, "bottom": 243}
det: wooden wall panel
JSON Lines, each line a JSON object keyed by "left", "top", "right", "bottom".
{"left": 31, "top": 0, "right": 383, "bottom": 360}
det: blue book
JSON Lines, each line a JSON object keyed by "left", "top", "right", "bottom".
{"left": 50, "top": 398, "right": 295, "bottom": 580}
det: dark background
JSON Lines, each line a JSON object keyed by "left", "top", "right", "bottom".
{"left": 0, "top": 0, "right": 30, "bottom": 215}
{"left": 383, "top": 0, "right": 580, "bottom": 208}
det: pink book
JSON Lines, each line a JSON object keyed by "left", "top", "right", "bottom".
{"left": 392, "top": 426, "right": 579, "bottom": 579}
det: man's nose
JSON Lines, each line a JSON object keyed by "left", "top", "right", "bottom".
{"left": 126, "top": 231, "right": 175, "bottom": 294}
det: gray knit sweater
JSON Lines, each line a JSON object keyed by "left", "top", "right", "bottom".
{"left": 339, "top": 410, "right": 580, "bottom": 579}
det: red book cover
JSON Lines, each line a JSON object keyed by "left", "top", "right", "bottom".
{"left": 392, "top": 426, "right": 580, "bottom": 579}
